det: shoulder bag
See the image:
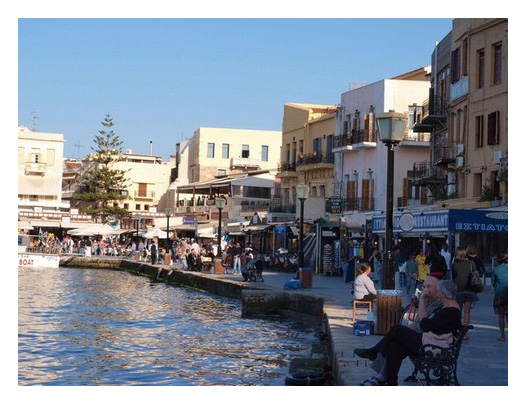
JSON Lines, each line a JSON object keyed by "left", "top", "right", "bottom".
{"left": 467, "top": 261, "right": 484, "bottom": 293}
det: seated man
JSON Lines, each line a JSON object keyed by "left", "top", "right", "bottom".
{"left": 355, "top": 277, "right": 461, "bottom": 386}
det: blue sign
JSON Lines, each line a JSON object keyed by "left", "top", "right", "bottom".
{"left": 372, "top": 209, "right": 508, "bottom": 234}
{"left": 448, "top": 209, "right": 508, "bottom": 233}
{"left": 372, "top": 211, "right": 448, "bottom": 233}
{"left": 274, "top": 225, "right": 286, "bottom": 234}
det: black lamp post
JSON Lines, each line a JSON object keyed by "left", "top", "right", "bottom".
{"left": 375, "top": 110, "right": 407, "bottom": 289}
{"left": 135, "top": 214, "right": 141, "bottom": 245}
{"left": 164, "top": 208, "right": 172, "bottom": 255}
{"left": 215, "top": 197, "right": 226, "bottom": 257}
{"left": 296, "top": 184, "right": 309, "bottom": 278}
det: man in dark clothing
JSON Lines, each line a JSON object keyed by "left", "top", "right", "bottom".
{"left": 150, "top": 241, "right": 158, "bottom": 265}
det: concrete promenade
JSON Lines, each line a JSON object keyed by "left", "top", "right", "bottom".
{"left": 217, "top": 268, "right": 508, "bottom": 386}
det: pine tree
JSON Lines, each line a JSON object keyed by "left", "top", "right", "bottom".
{"left": 74, "top": 114, "right": 130, "bottom": 223}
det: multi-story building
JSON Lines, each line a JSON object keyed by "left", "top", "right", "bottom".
{"left": 18, "top": 126, "right": 93, "bottom": 232}
{"left": 188, "top": 127, "right": 282, "bottom": 183}
{"left": 333, "top": 67, "right": 432, "bottom": 225}
{"left": 276, "top": 103, "right": 338, "bottom": 220}
{"left": 413, "top": 18, "right": 508, "bottom": 207}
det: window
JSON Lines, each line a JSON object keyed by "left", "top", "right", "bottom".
{"left": 477, "top": 49, "right": 485, "bottom": 89}
{"left": 222, "top": 143, "right": 229, "bottom": 159}
{"left": 144, "top": 205, "right": 149, "bottom": 211}
{"left": 475, "top": 116, "right": 484, "bottom": 147}
{"left": 261, "top": 145, "right": 268, "bottom": 162}
{"left": 136, "top": 204, "right": 141, "bottom": 210}
{"left": 487, "top": 111, "right": 500, "bottom": 145}
{"left": 124, "top": 203, "right": 129, "bottom": 210}
{"left": 451, "top": 47, "right": 461, "bottom": 83}
{"left": 242, "top": 145, "right": 249, "bottom": 158}
{"left": 313, "top": 138, "right": 321, "bottom": 154}
{"left": 207, "top": 143, "right": 215, "bottom": 158}
{"left": 138, "top": 183, "right": 147, "bottom": 197}
{"left": 493, "top": 43, "right": 503, "bottom": 85}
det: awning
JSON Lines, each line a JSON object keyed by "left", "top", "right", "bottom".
{"left": 60, "top": 221, "right": 94, "bottom": 229}
{"left": 18, "top": 220, "right": 33, "bottom": 230}
{"left": 243, "top": 224, "right": 272, "bottom": 232}
{"left": 30, "top": 220, "right": 61, "bottom": 228}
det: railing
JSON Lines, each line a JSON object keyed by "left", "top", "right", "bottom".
{"left": 270, "top": 204, "right": 296, "bottom": 213}
{"left": 134, "top": 191, "right": 156, "bottom": 198}
{"left": 342, "top": 197, "right": 375, "bottom": 212}
{"left": 413, "top": 161, "right": 446, "bottom": 182}
{"left": 25, "top": 162, "right": 46, "bottom": 174}
{"left": 240, "top": 201, "right": 270, "bottom": 212}
{"left": 433, "top": 138, "right": 456, "bottom": 164}
{"left": 333, "top": 129, "right": 376, "bottom": 148}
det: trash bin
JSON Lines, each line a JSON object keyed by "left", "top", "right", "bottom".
{"left": 300, "top": 267, "right": 313, "bottom": 289}
{"left": 164, "top": 253, "right": 172, "bottom": 265}
{"left": 214, "top": 258, "right": 224, "bottom": 274}
{"left": 376, "top": 290, "right": 403, "bottom": 335}
{"left": 134, "top": 251, "right": 140, "bottom": 260}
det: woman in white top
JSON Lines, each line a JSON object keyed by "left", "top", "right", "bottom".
{"left": 354, "top": 263, "right": 378, "bottom": 301}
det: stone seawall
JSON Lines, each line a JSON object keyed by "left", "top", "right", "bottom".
{"left": 59, "top": 256, "right": 324, "bottom": 321}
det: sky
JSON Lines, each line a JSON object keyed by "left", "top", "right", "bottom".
{"left": 18, "top": 18, "right": 453, "bottom": 160}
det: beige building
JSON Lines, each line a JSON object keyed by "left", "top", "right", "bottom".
{"left": 447, "top": 18, "right": 508, "bottom": 205}
{"left": 277, "top": 103, "right": 338, "bottom": 220}
{"left": 188, "top": 127, "right": 282, "bottom": 183}
{"left": 18, "top": 126, "right": 67, "bottom": 211}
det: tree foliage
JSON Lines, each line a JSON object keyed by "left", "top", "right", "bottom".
{"left": 74, "top": 114, "right": 130, "bottom": 222}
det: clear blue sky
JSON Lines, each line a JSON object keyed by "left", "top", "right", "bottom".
{"left": 18, "top": 18, "right": 453, "bottom": 160}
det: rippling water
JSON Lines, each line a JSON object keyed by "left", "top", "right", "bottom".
{"left": 18, "top": 267, "right": 318, "bottom": 386}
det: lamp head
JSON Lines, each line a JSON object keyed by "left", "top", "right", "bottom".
{"left": 376, "top": 110, "right": 407, "bottom": 144}
{"left": 215, "top": 197, "right": 226, "bottom": 209}
{"left": 296, "top": 184, "right": 309, "bottom": 200}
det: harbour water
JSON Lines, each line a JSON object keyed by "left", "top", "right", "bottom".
{"left": 18, "top": 267, "right": 318, "bottom": 386}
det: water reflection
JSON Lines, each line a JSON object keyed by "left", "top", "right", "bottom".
{"left": 18, "top": 267, "right": 317, "bottom": 385}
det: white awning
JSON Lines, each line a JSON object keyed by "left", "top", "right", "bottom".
{"left": 30, "top": 220, "right": 61, "bottom": 228}
{"left": 60, "top": 221, "right": 94, "bottom": 229}
{"left": 18, "top": 221, "right": 33, "bottom": 230}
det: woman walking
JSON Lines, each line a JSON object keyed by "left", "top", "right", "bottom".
{"left": 451, "top": 246, "right": 478, "bottom": 338}
{"left": 492, "top": 251, "right": 508, "bottom": 341}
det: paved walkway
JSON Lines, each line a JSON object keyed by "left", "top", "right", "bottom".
{"left": 211, "top": 268, "right": 508, "bottom": 386}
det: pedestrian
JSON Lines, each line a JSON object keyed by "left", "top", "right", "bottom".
{"left": 404, "top": 252, "right": 418, "bottom": 295}
{"left": 414, "top": 248, "right": 429, "bottom": 282}
{"left": 451, "top": 246, "right": 478, "bottom": 339}
{"left": 492, "top": 251, "right": 508, "bottom": 342}
{"left": 425, "top": 244, "right": 447, "bottom": 280}
{"left": 150, "top": 240, "right": 158, "bottom": 265}
{"left": 440, "top": 242, "right": 452, "bottom": 279}
{"left": 466, "top": 244, "right": 486, "bottom": 277}
{"left": 232, "top": 242, "right": 242, "bottom": 275}
{"left": 353, "top": 263, "right": 377, "bottom": 301}
{"left": 368, "top": 248, "right": 381, "bottom": 284}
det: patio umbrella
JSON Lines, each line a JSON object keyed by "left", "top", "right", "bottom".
{"left": 143, "top": 228, "right": 172, "bottom": 239}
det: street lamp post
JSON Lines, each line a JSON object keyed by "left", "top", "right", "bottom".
{"left": 215, "top": 197, "right": 226, "bottom": 257}
{"left": 164, "top": 208, "right": 172, "bottom": 255}
{"left": 296, "top": 184, "right": 310, "bottom": 279}
{"left": 135, "top": 214, "right": 141, "bottom": 245}
{"left": 375, "top": 110, "right": 407, "bottom": 289}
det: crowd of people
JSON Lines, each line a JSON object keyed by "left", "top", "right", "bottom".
{"left": 352, "top": 241, "right": 508, "bottom": 385}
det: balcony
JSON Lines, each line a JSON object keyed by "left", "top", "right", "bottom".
{"left": 412, "top": 160, "right": 445, "bottom": 187}
{"left": 240, "top": 200, "right": 270, "bottom": 213}
{"left": 341, "top": 197, "right": 375, "bottom": 212}
{"left": 433, "top": 138, "right": 456, "bottom": 167}
{"left": 134, "top": 191, "right": 156, "bottom": 199}
{"left": 231, "top": 157, "right": 260, "bottom": 169}
{"left": 413, "top": 96, "right": 448, "bottom": 133}
{"left": 25, "top": 162, "right": 46, "bottom": 175}
{"left": 296, "top": 152, "right": 334, "bottom": 170}
{"left": 332, "top": 130, "right": 377, "bottom": 152}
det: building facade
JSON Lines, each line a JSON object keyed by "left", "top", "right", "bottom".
{"left": 276, "top": 103, "right": 338, "bottom": 220}
{"left": 188, "top": 127, "right": 282, "bottom": 183}
{"left": 334, "top": 68, "right": 432, "bottom": 222}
